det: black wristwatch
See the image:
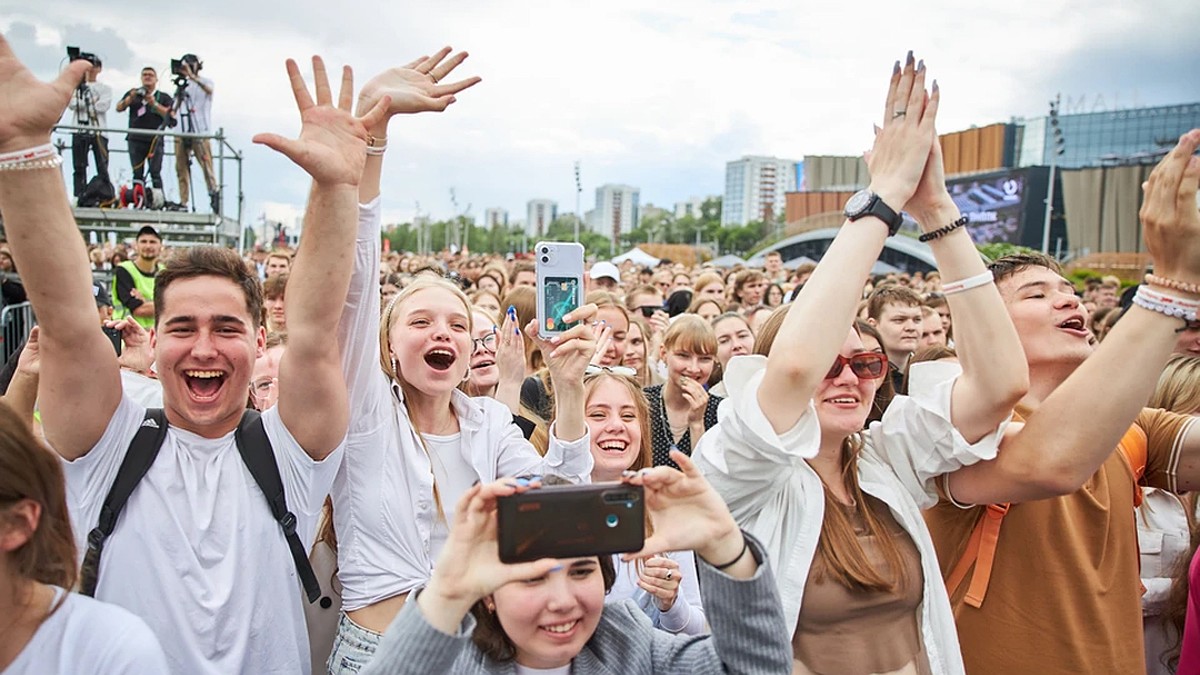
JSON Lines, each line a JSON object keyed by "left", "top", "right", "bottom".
{"left": 844, "top": 189, "right": 904, "bottom": 236}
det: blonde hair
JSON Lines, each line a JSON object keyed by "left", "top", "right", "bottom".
{"left": 662, "top": 314, "right": 716, "bottom": 356}
{"left": 1151, "top": 355, "right": 1200, "bottom": 414}
{"left": 693, "top": 272, "right": 724, "bottom": 298}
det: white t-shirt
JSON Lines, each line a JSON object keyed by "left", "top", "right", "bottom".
{"left": 6, "top": 587, "right": 169, "bottom": 674}
{"left": 424, "top": 431, "right": 478, "bottom": 558}
{"left": 61, "top": 395, "right": 343, "bottom": 675}
{"left": 177, "top": 76, "right": 213, "bottom": 133}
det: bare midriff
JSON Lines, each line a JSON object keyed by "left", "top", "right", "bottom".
{"left": 346, "top": 592, "right": 409, "bottom": 633}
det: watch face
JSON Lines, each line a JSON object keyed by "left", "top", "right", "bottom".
{"left": 845, "top": 189, "right": 873, "bottom": 217}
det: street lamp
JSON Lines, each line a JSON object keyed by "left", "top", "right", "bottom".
{"left": 1041, "top": 94, "right": 1066, "bottom": 255}
{"left": 574, "top": 161, "right": 581, "bottom": 244}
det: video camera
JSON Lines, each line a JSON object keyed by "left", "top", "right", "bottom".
{"left": 169, "top": 54, "right": 201, "bottom": 88}
{"left": 66, "top": 46, "right": 99, "bottom": 67}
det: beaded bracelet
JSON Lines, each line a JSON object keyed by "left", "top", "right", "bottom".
{"left": 1132, "top": 285, "right": 1198, "bottom": 328}
{"left": 941, "top": 270, "right": 995, "bottom": 296}
{"left": 918, "top": 215, "right": 969, "bottom": 243}
{"left": 0, "top": 155, "right": 63, "bottom": 172}
{"left": 1145, "top": 274, "right": 1200, "bottom": 297}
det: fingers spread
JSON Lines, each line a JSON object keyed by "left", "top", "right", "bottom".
{"left": 422, "top": 46, "right": 453, "bottom": 74}
{"left": 311, "top": 55, "right": 332, "bottom": 106}
{"left": 430, "top": 50, "right": 469, "bottom": 81}
{"left": 338, "top": 65, "right": 354, "bottom": 111}
{"left": 285, "top": 59, "right": 314, "bottom": 111}
{"left": 435, "top": 76, "right": 483, "bottom": 97}
{"left": 252, "top": 133, "right": 301, "bottom": 161}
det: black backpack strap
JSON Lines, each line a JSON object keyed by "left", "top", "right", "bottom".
{"left": 235, "top": 410, "right": 321, "bottom": 604}
{"left": 79, "top": 408, "right": 168, "bottom": 597}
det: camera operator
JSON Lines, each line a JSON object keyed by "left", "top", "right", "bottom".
{"left": 172, "top": 54, "right": 219, "bottom": 213}
{"left": 65, "top": 53, "right": 112, "bottom": 200}
{"left": 115, "top": 67, "right": 174, "bottom": 193}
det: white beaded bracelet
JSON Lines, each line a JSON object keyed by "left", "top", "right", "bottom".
{"left": 1133, "top": 285, "right": 1199, "bottom": 324}
{"left": 0, "top": 155, "right": 63, "bottom": 171}
{"left": 365, "top": 144, "right": 387, "bottom": 156}
{"left": 0, "top": 143, "right": 62, "bottom": 171}
{"left": 941, "top": 270, "right": 995, "bottom": 296}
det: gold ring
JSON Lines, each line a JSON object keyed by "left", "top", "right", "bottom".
{"left": 665, "top": 570, "right": 673, "bottom": 580}
{"left": 893, "top": 110, "right": 907, "bottom": 118}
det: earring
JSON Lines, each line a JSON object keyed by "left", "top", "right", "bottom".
{"left": 391, "top": 356, "right": 400, "bottom": 377}
{"left": 461, "top": 367, "right": 471, "bottom": 383}
{"left": 485, "top": 601, "right": 495, "bottom": 613}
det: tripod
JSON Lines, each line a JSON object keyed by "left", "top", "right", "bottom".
{"left": 71, "top": 81, "right": 110, "bottom": 200}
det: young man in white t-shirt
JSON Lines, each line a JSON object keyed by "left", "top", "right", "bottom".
{"left": 0, "top": 40, "right": 388, "bottom": 674}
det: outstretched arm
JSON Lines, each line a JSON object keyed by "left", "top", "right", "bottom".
{"left": 0, "top": 37, "right": 118, "bottom": 460}
{"left": 253, "top": 56, "right": 389, "bottom": 459}
{"left": 948, "top": 130, "right": 1200, "bottom": 504}
{"left": 757, "top": 52, "right": 935, "bottom": 433}
{"left": 902, "top": 130, "right": 1027, "bottom": 442}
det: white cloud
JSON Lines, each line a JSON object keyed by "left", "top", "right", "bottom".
{"left": 7, "top": 0, "right": 1199, "bottom": 233}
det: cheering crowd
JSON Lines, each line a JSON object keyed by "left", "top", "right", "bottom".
{"left": 3, "top": 35, "right": 1200, "bottom": 675}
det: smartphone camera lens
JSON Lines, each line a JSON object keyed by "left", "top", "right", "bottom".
{"left": 540, "top": 246, "right": 550, "bottom": 254}
{"left": 605, "top": 514, "right": 619, "bottom": 528}
{"left": 541, "top": 256, "right": 550, "bottom": 263}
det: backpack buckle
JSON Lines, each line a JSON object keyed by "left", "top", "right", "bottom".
{"left": 87, "top": 527, "right": 106, "bottom": 550}
{"left": 280, "top": 512, "right": 297, "bottom": 536}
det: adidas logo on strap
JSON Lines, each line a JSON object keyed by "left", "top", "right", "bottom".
{"left": 140, "top": 418, "right": 160, "bottom": 429}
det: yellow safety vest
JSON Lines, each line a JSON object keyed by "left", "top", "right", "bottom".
{"left": 112, "top": 260, "right": 160, "bottom": 329}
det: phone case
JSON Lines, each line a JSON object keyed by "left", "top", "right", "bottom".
{"left": 535, "top": 241, "right": 585, "bottom": 337}
{"left": 497, "top": 483, "right": 645, "bottom": 564}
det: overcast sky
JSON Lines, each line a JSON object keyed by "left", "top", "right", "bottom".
{"left": 6, "top": 0, "right": 1199, "bottom": 231}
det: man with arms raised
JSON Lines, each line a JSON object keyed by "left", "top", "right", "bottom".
{"left": 924, "top": 130, "right": 1200, "bottom": 675}
{"left": 0, "top": 39, "right": 387, "bottom": 673}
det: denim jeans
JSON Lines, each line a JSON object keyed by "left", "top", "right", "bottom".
{"left": 327, "top": 613, "right": 382, "bottom": 674}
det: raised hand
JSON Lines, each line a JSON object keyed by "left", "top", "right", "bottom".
{"left": 109, "top": 317, "right": 154, "bottom": 374}
{"left": 904, "top": 122, "right": 952, "bottom": 221}
{"left": 356, "top": 46, "right": 482, "bottom": 120}
{"left": 495, "top": 306, "right": 527, "bottom": 386}
{"left": 621, "top": 451, "right": 741, "bottom": 564}
{"left": 527, "top": 303, "right": 600, "bottom": 384}
{"left": 866, "top": 51, "right": 939, "bottom": 210}
{"left": 1140, "top": 129, "right": 1200, "bottom": 288}
{"left": 418, "top": 480, "right": 559, "bottom": 633}
{"left": 0, "top": 34, "right": 90, "bottom": 153}
{"left": 253, "top": 57, "right": 390, "bottom": 187}
{"left": 15, "top": 325, "right": 40, "bottom": 377}
{"left": 678, "top": 376, "right": 710, "bottom": 425}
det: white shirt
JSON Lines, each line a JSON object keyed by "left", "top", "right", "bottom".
{"left": 177, "top": 76, "right": 213, "bottom": 133}
{"left": 6, "top": 587, "right": 169, "bottom": 674}
{"left": 425, "top": 431, "right": 476, "bottom": 557}
{"left": 606, "top": 550, "right": 706, "bottom": 635}
{"left": 695, "top": 356, "right": 1011, "bottom": 675}
{"left": 61, "top": 395, "right": 344, "bottom": 674}
{"left": 120, "top": 368, "right": 163, "bottom": 407}
{"left": 332, "top": 200, "right": 593, "bottom": 611}
{"left": 66, "top": 80, "right": 113, "bottom": 132}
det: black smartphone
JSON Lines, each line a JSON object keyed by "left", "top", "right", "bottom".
{"left": 497, "top": 482, "right": 645, "bottom": 564}
{"left": 102, "top": 326, "right": 122, "bottom": 356}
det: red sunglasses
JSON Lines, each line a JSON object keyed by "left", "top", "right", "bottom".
{"left": 825, "top": 352, "right": 889, "bottom": 380}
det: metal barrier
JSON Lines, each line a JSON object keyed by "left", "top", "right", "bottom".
{"left": 0, "top": 301, "right": 35, "bottom": 363}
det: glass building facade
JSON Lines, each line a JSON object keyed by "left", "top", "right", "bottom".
{"left": 1016, "top": 102, "right": 1200, "bottom": 168}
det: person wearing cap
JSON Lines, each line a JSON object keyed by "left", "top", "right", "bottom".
{"left": 111, "top": 225, "right": 163, "bottom": 329}
{"left": 174, "top": 54, "right": 219, "bottom": 213}
{"left": 589, "top": 260, "right": 621, "bottom": 293}
{"left": 65, "top": 55, "right": 112, "bottom": 200}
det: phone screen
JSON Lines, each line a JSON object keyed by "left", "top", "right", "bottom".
{"left": 542, "top": 277, "right": 580, "bottom": 333}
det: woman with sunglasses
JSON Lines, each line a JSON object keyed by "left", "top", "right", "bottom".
{"left": 694, "top": 55, "right": 1027, "bottom": 674}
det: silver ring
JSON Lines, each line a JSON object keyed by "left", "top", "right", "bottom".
{"left": 429, "top": 72, "right": 440, "bottom": 83}
{"left": 893, "top": 110, "right": 907, "bottom": 119}
{"left": 665, "top": 570, "right": 673, "bottom": 580}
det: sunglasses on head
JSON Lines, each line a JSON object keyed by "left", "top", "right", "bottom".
{"left": 825, "top": 352, "right": 888, "bottom": 380}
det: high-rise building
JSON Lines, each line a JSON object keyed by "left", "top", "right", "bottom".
{"left": 722, "top": 155, "right": 800, "bottom": 227}
{"left": 483, "top": 207, "right": 508, "bottom": 230}
{"left": 525, "top": 199, "right": 557, "bottom": 237}
{"left": 1015, "top": 102, "right": 1200, "bottom": 168}
{"left": 594, "top": 184, "right": 640, "bottom": 242}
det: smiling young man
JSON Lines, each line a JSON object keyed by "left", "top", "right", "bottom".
{"left": 866, "top": 285, "right": 924, "bottom": 390}
{"left": 0, "top": 43, "right": 387, "bottom": 673}
{"left": 922, "top": 130, "right": 1200, "bottom": 675}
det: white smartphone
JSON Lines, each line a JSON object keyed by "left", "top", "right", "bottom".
{"left": 535, "top": 241, "right": 585, "bottom": 338}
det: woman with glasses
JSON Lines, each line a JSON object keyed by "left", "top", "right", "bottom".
{"left": 693, "top": 55, "right": 1027, "bottom": 674}
{"left": 646, "top": 315, "right": 722, "bottom": 469}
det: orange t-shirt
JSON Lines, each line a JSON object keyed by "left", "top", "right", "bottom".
{"left": 924, "top": 408, "right": 1195, "bottom": 675}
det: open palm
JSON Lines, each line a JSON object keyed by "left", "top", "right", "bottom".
{"left": 0, "top": 34, "right": 90, "bottom": 152}
{"left": 357, "top": 47, "right": 482, "bottom": 118}
{"left": 253, "top": 57, "right": 390, "bottom": 186}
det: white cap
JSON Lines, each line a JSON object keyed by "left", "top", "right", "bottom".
{"left": 589, "top": 261, "right": 621, "bottom": 282}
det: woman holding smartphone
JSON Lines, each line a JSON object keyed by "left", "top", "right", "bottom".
{"left": 358, "top": 455, "right": 791, "bottom": 675}
{"left": 326, "top": 51, "right": 597, "bottom": 673}
{"left": 694, "top": 53, "right": 1027, "bottom": 674}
